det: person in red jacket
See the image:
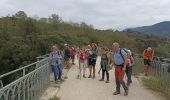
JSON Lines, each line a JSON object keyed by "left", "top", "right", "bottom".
{"left": 71, "top": 46, "right": 76, "bottom": 65}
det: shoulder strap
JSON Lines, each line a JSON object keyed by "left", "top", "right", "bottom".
{"left": 119, "top": 49, "right": 125, "bottom": 61}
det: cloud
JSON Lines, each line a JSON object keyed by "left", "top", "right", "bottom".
{"left": 0, "top": 0, "right": 170, "bottom": 30}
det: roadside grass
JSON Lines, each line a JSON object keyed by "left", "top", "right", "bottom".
{"left": 49, "top": 96, "right": 60, "bottom": 100}
{"left": 142, "top": 76, "right": 170, "bottom": 100}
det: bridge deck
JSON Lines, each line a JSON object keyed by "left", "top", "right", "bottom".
{"left": 55, "top": 58, "right": 164, "bottom": 100}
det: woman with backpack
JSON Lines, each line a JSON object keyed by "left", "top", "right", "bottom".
{"left": 142, "top": 47, "right": 154, "bottom": 76}
{"left": 88, "top": 43, "right": 98, "bottom": 79}
{"left": 49, "top": 45, "right": 64, "bottom": 83}
{"left": 77, "top": 48, "right": 88, "bottom": 79}
{"left": 99, "top": 47, "right": 111, "bottom": 83}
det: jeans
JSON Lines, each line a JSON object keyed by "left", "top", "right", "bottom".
{"left": 52, "top": 65, "right": 57, "bottom": 81}
{"left": 52, "top": 64, "right": 63, "bottom": 81}
{"left": 125, "top": 66, "right": 132, "bottom": 84}
{"left": 101, "top": 60, "right": 109, "bottom": 80}
{"left": 57, "top": 64, "right": 63, "bottom": 80}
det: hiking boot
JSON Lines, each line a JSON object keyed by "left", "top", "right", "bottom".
{"left": 83, "top": 75, "right": 86, "bottom": 78}
{"left": 124, "top": 90, "right": 128, "bottom": 96}
{"left": 113, "top": 91, "right": 120, "bottom": 95}
{"left": 99, "top": 79, "right": 104, "bottom": 81}
{"left": 106, "top": 80, "right": 109, "bottom": 83}
{"left": 92, "top": 75, "right": 95, "bottom": 79}
{"left": 60, "top": 79, "right": 65, "bottom": 82}
{"left": 88, "top": 75, "right": 91, "bottom": 78}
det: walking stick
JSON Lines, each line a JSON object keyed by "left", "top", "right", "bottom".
{"left": 98, "top": 67, "right": 102, "bottom": 76}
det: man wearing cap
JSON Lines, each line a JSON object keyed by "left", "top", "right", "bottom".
{"left": 142, "top": 47, "right": 154, "bottom": 76}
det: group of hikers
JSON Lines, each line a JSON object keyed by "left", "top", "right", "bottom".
{"left": 49, "top": 42, "right": 154, "bottom": 96}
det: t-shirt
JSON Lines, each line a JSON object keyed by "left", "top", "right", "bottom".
{"left": 112, "top": 49, "right": 127, "bottom": 65}
{"left": 88, "top": 49, "right": 97, "bottom": 59}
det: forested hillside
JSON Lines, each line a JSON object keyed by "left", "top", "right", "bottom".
{"left": 0, "top": 11, "right": 170, "bottom": 75}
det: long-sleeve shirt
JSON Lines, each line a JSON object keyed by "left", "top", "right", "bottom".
{"left": 49, "top": 51, "right": 63, "bottom": 66}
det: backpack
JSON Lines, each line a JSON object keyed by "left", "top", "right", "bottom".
{"left": 119, "top": 49, "right": 135, "bottom": 65}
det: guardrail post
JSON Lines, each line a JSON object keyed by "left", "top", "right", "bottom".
{"left": 0, "top": 80, "right": 3, "bottom": 88}
{"left": 23, "top": 69, "right": 26, "bottom": 76}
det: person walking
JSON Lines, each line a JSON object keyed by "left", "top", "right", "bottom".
{"left": 77, "top": 48, "right": 88, "bottom": 79}
{"left": 99, "top": 47, "right": 111, "bottom": 83}
{"left": 88, "top": 43, "right": 98, "bottom": 79}
{"left": 49, "top": 45, "right": 64, "bottom": 83}
{"left": 111, "top": 42, "right": 129, "bottom": 96}
{"left": 142, "top": 47, "right": 154, "bottom": 76}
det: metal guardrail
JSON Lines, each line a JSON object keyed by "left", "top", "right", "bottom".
{"left": 134, "top": 55, "right": 170, "bottom": 95}
{"left": 0, "top": 56, "right": 50, "bottom": 100}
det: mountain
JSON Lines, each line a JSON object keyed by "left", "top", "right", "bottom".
{"left": 126, "top": 21, "right": 170, "bottom": 36}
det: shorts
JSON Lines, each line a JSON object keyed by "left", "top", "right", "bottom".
{"left": 88, "top": 58, "right": 96, "bottom": 67}
{"left": 115, "top": 66, "right": 124, "bottom": 78}
{"left": 144, "top": 59, "right": 151, "bottom": 66}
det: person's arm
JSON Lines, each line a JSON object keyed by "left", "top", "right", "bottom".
{"left": 123, "top": 55, "right": 128, "bottom": 71}
{"left": 107, "top": 52, "right": 111, "bottom": 65}
{"left": 110, "top": 52, "right": 115, "bottom": 69}
{"left": 151, "top": 50, "right": 154, "bottom": 60}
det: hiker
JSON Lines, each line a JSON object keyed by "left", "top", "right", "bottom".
{"left": 142, "top": 47, "right": 154, "bottom": 76}
{"left": 64, "top": 44, "right": 71, "bottom": 68}
{"left": 71, "top": 46, "right": 76, "bottom": 65}
{"left": 124, "top": 49, "right": 135, "bottom": 86}
{"left": 111, "top": 42, "right": 129, "bottom": 96}
{"left": 99, "top": 47, "right": 111, "bottom": 83}
{"left": 49, "top": 45, "right": 64, "bottom": 83}
{"left": 77, "top": 48, "right": 88, "bottom": 78}
{"left": 88, "top": 43, "right": 98, "bottom": 79}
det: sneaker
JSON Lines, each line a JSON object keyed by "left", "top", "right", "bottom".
{"left": 124, "top": 90, "right": 128, "bottom": 96}
{"left": 92, "top": 75, "right": 95, "bottom": 79}
{"left": 106, "top": 80, "right": 109, "bottom": 83}
{"left": 88, "top": 75, "right": 91, "bottom": 78}
{"left": 113, "top": 91, "right": 120, "bottom": 95}
{"left": 60, "top": 79, "right": 65, "bottom": 82}
{"left": 99, "top": 79, "right": 104, "bottom": 81}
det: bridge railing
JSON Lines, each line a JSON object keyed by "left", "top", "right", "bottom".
{"left": 0, "top": 56, "right": 50, "bottom": 100}
{"left": 134, "top": 55, "right": 170, "bottom": 96}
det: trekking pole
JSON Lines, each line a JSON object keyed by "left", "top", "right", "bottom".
{"left": 98, "top": 67, "right": 101, "bottom": 76}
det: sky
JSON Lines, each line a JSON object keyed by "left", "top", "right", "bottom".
{"left": 1, "top": 0, "right": 170, "bottom": 30}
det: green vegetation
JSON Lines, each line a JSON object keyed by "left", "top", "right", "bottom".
{"left": 143, "top": 77, "right": 170, "bottom": 100}
{"left": 49, "top": 96, "right": 60, "bottom": 100}
{"left": 0, "top": 11, "right": 170, "bottom": 81}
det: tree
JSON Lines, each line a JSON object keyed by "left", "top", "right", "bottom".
{"left": 15, "top": 11, "right": 27, "bottom": 19}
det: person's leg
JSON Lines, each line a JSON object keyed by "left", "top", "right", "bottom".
{"left": 92, "top": 66, "right": 95, "bottom": 78}
{"left": 88, "top": 59, "right": 92, "bottom": 78}
{"left": 83, "top": 63, "right": 86, "bottom": 77}
{"left": 52, "top": 65, "right": 57, "bottom": 81}
{"left": 106, "top": 68, "right": 109, "bottom": 83}
{"left": 113, "top": 67, "right": 120, "bottom": 95}
{"left": 92, "top": 59, "right": 96, "bottom": 78}
{"left": 58, "top": 64, "right": 62, "bottom": 80}
{"left": 99, "top": 65, "right": 104, "bottom": 81}
{"left": 118, "top": 67, "right": 128, "bottom": 96}
{"left": 125, "top": 66, "right": 132, "bottom": 86}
